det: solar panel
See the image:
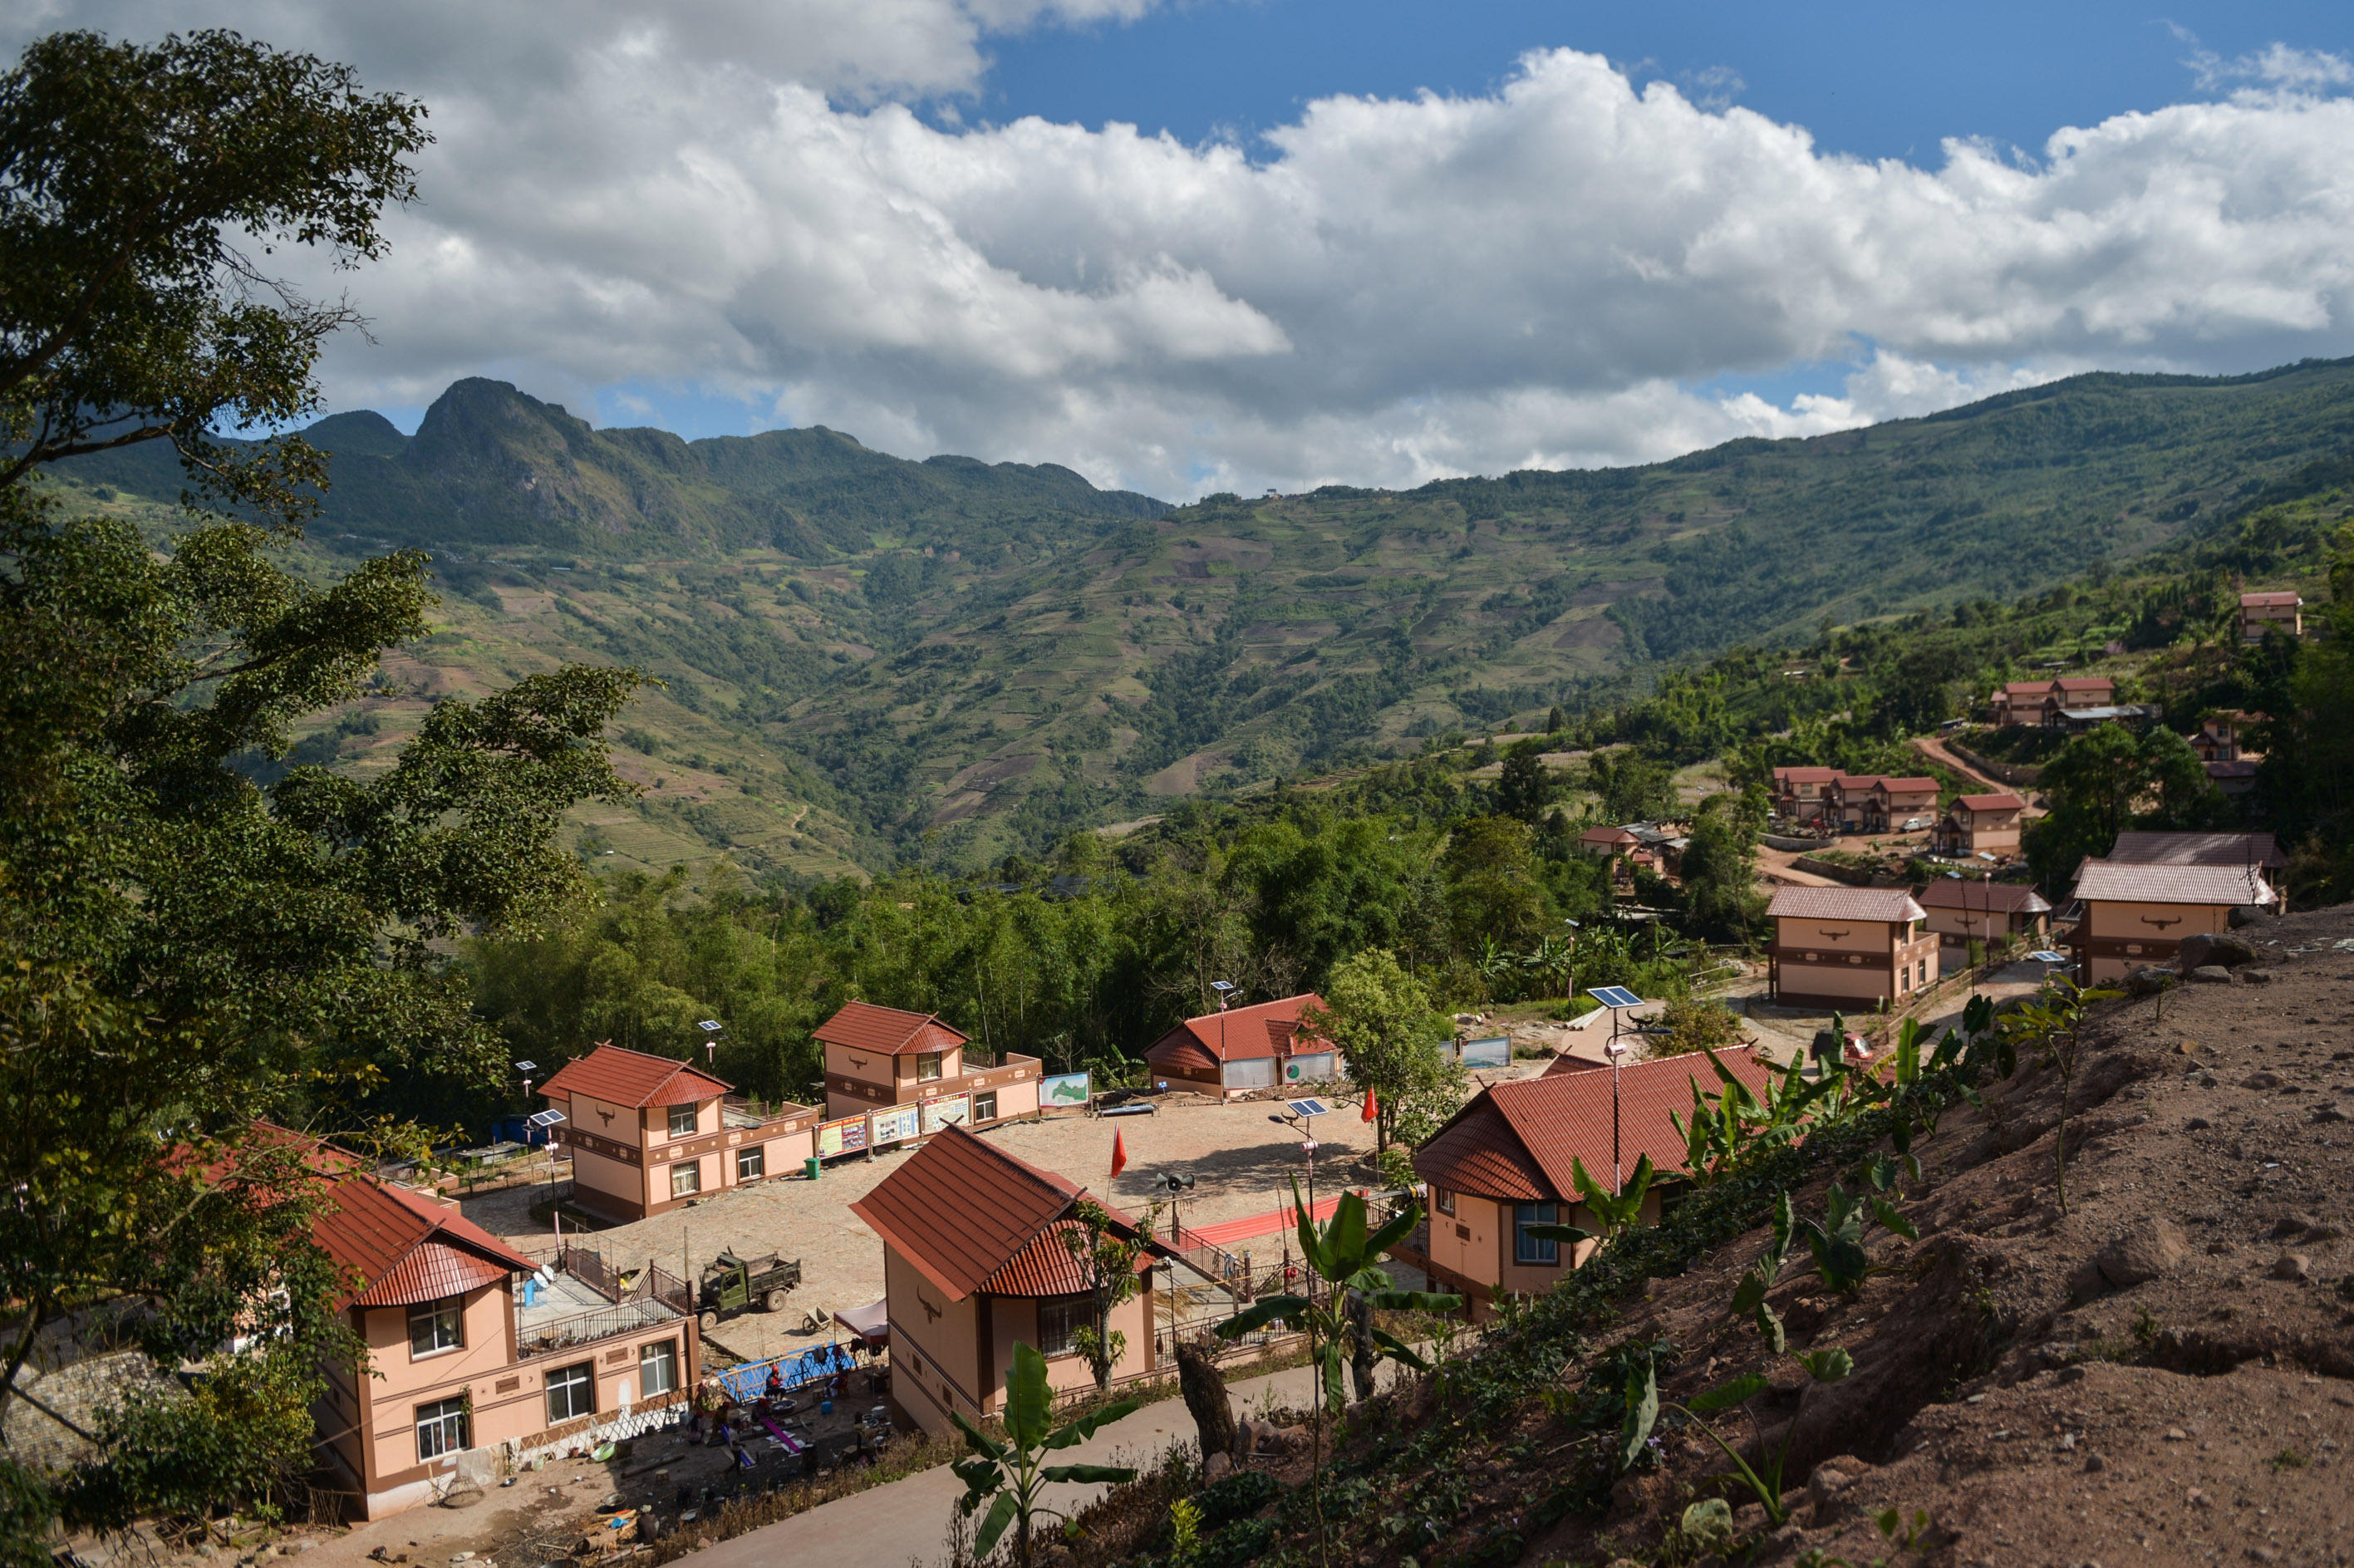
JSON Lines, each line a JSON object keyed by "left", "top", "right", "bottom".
{"left": 528, "top": 1109, "right": 568, "bottom": 1128}
{"left": 1287, "top": 1098, "right": 1333, "bottom": 1118}
{"left": 2027, "top": 951, "right": 2070, "bottom": 965}
{"left": 1586, "top": 986, "right": 1644, "bottom": 1009}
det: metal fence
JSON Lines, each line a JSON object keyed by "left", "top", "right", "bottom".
{"left": 514, "top": 1303, "right": 666, "bottom": 1360}
{"left": 560, "top": 1242, "right": 621, "bottom": 1303}
{"left": 636, "top": 1262, "right": 692, "bottom": 1316}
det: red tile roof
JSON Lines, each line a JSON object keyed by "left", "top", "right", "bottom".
{"left": 1579, "top": 825, "right": 1639, "bottom": 844}
{"left": 539, "top": 1043, "right": 732, "bottom": 1108}
{"left": 849, "top": 1124, "right": 1084, "bottom": 1302}
{"left": 979, "top": 1217, "right": 1156, "bottom": 1295}
{"left": 1772, "top": 767, "right": 1840, "bottom": 784}
{"left": 812, "top": 1000, "right": 971, "bottom": 1057}
{"left": 1143, "top": 993, "right": 1329, "bottom": 1067}
{"left": 1766, "top": 886, "right": 1927, "bottom": 922}
{"left": 1953, "top": 793, "right": 2026, "bottom": 812}
{"left": 1831, "top": 774, "right": 1885, "bottom": 791}
{"left": 2055, "top": 677, "right": 2115, "bottom": 691}
{"left": 1414, "top": 1049, "right": 1779, "bottom": 1202}
{"left": 314, "top": 1175, "right": 536, "bottom": 1309}
{"left": 1875, "top": 777, "right": 1939, "bottom": 794}
{"left": 2107, "top": 830, "right": 2285, "bottom": 869}
{"left": 2240, "top": 592, "right": 2301, "bottom": 607}
{"left": 2071, "top": 858, "right": 2275, "bottom": 907}
{"left": 1915, "top": 879, "right": 2051, "bottom": 915}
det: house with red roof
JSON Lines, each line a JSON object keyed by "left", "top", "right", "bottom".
{"left": 1141, "top": 993, "right": 1337, "bottom": 1096}
{"left": 813, "top": 999, "right": 1044, "bottom": 1133}
{"left": 2239, "top": 591, "right": 2302, "bottom": 642}
{"left": 1765, "top": 886, "right": 1939, "bottom": 1010}
{"left": 311, "top": 1167, "right": 697, "bottom": 1517}
{"left": 1990, "top": 676, "right": 2116, "bottom": 727}
{"left": 848, "top": 1125, "right": 1162, "bottom": 1435}
{"left": 539, "top": 1043, "right": 822, "bottom": 1222}
{"left": 1408, "top": 1049, "right": 1778, "bottom": 1315}
{"left": 1771, "top": 766, "right": 1839, "bottom": 822}
{"left": 1929, "top": 791, "right": 2027, "bottom": 858}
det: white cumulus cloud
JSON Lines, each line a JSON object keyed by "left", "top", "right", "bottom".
{"left": 10, "top": 5, "right": 2354, "bottom": 496}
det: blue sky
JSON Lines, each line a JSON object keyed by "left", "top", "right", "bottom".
{"left": 52, "top": 0, "right": 2348, "bottom": 494}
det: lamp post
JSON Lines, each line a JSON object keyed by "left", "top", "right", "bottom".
{"left": 698, "top": 1020, "right": 723, "bottom": 1067}
{"left": 1268, "top": 1102, "right": 1324, "bottom": 1305}
{"left": 1211, "top": 980, "right": 1234, "bottom": 1090}
{"left": 1584, "top": 987, "right": 1645, "bottom": 1195}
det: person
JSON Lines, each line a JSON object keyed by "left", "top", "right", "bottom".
{"left": 764, "top": 1364, "right": 786, "bottom": 1403}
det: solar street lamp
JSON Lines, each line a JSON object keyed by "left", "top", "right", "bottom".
{"left": 1585, "top": 986, "right": 1646, "bottom": 1195}
{"left": 698, "top": 1020, "right": 722, "bottom": 1065}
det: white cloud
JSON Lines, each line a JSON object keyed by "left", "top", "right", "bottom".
{"left": 11, "top": 7, "right": 2354, "bottom": 498}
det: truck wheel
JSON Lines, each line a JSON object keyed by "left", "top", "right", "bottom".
{"left": 699, "top": 1311, "right": 718, "bottom": 1331}
{"left": 762, "top": 1290, "right": 788, "bottom": 1313}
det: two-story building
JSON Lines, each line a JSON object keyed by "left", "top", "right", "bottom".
{"left": 1870, "top": 776, "right": 1942, "bottom": 833}
{"left": 1143, "top": 993, "right": 1338, "bottom": 1096}
{"left": 2240, "top": 591, "right": 2302, "bottom": 642}
{"left": 2068, "top": 858, "right": 2276, "bottom": 985}
{"left": 1916, "top": 876, "right": 2051, "bottom": 952}
{"left": 2190, "top": 712, "right": 2261, "bottom": 764}
{"left": 1410, "top": 1049, "right": 1778, "bottom": 1318}
{"left": 1929, "top": 791, "right": 2027, "bottom": 858}
{"left": 1765, "top": 886, "right": 1939, "bottom": 1010}
{"left": 312, "top": 1167, "right": 697, "bottom": 1518}
{"left": 1821, "top": 774, "right": 1883, "bottom": 833}
{"left": 1990, "top": 677, "right": 2115, "bottom": 727}
{"left": 813, "top": 1000, "right": 1044, "bottom": 1134}
{"left": 1772, "top": 766, "right": 1840, "bottom": 823}
{"left": 538, "top": 1045, "right": 822, "bottom": 1224}
{"left": 848, "top": 1125, "right": 1162, "bottom": 1437}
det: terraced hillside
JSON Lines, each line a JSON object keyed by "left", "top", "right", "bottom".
{"left": 52, "top": 358, "right": 2354, "bottom": 873}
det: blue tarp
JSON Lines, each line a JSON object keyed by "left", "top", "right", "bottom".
{"left": 715, "top": 1341, "right": 858, "bottom": 1403}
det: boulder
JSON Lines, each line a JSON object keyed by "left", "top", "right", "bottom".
{"left": 2177, "top": 931, "right": 2258, "bottom": 972}
{"left": 2095, "top": 1219, "right": 2189, "bottom": 1287}
{"left": 2227, "top": 905, "right": 2274, "bottom": 929}
{"left": 2125, "top": 965, "right": 2174, "bottom": 996}
{"left": 2187, "top": 966, "right": 2234, "bottom": 985}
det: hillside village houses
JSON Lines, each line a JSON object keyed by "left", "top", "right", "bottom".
{"left": 1989, "top": 676, "right": 2116, "bottom": 727}
{"left": 538, "top": 1045, "right": 821, "bottom": 1224}
{"left": 1575, "top": 822, "right": 1686, "bottom": 880}
{"left": 2068, "top": 858, "right": 2276, "bottom": 985}
{"left": 1916, "top": 876, "right": 2052, "bottom": 952}
{"left": 813, "top": 1000, "right": 1044, "bottom": 1135}
{"left": 2239, "top": 590, "right": 2302, "bottom": 641}
{"left": 1143, "top": 992, "right": 1339, "bottom": 1095}
{"left": 307, "top": 1146, "right": 700, "bottom": 1519}
{"left": 1408, "top": 1049, "right": 1778, "bottom": 1317}
{"left": 1771, "top": 765, "right": 1839, "bottom": 822}
{"left": 1765, "top": 885, "right": 1940, "bottom": 1010}
{"left": 848, "top": 1126, "right": 1164, "bottom": 1437}
{"left": 1929, "top": 791, "right": 2027, "bottom": 858}
{"left": 1767, "top": 768, "right": 1937, "bottom": 833}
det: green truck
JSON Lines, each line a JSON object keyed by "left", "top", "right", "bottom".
{"left": 695, "top": 1250, "right": 804, "bottom": 1329}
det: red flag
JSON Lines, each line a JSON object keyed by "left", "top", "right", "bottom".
{"left": 1361, "top": 1084, "right": 1378, "bottom": 1123}
{"left": 1109, "top": 1128, "right": 1128, "bottom": 1179}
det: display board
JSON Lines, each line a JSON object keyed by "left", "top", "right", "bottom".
{"left": 1456, "top": 1035, "right": 1511, "bottom": 1069}
{"left": 921, "top": 1094, "right": 971, "bottom": 1133}
{"left": 815, "top": 1115, "right": 869, "bottom": 1158}
{"left": 1039, "top": 1070, "right": 1091, "bottom": 1108}
{"left": 870, "top": 1104, "right": 921, "bottom": 1145}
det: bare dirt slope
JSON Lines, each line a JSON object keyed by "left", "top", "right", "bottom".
{"left": 1539, "top": 902, "right": 2354, "bottom": 1566}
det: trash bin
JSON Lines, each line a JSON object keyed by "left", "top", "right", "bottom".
{"left": 804, "top": 1157, "right": 821, "bottom": 1181}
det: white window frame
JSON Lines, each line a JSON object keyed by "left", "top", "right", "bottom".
{"left": 670, "top": 1160, "right": 701, "bottom": 1199}
{"left": 1434, "top": 1187, "right": 1455, "bottom": 1217}
{"left": 415, "top": 1398, "right": 468, "bottom": 1462}
{"left": 916, "top": 1052, "right": 943, "bottom": 1083}
{"left": 736, "top": 1145, "right": 764, "bottom": 1182}
{"left": 408, "top": 1297, "right": 464, "bottom": 1359}
{"left": 972, "top": 1091, "right": 998, "bottom": 1123}
{"left": 667, "top": 1103, "right": 698, "bottom": 1139}
{"left": 640, "top": 1338, "right": 679, "bottom": 1397}
{"left": 546, "top": 1360, "right": 597, "bottom": 1424}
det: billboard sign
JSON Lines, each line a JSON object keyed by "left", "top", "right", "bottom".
{"left": 869, "top": 1105, "right": 921, "bottom": 1145}
{"left": 1039, "top": 1071, "right": 1091, "bottom": 1108}
{"left": 815, "top": 1115, "right": 868, "bottom": 1158}
{"left": 1457, "top": 1035, "right": 1511, "bottom": 1069}
{"left": 922, "top": 1094, "right": 972, "bottom": 1134}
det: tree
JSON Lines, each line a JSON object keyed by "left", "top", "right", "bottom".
{"left": 1303, "top": 949, "right": 1452, "bottom": 1153}
{"left": 0, "top": 29, "right": 641, "bottom": 1544}
{"left": 1678, "top": 792, "right": 1766, "bottom": 938}
{"left": 949, "top": 1342, "right": 1138, "bottom": 1568}
{"left": 1495, "top": 741, "right": 1555, "bottom": 824}
{"left": 1059, "top": 1198, "right": 1157, "bottom": 1393}
{"left": 2024, "top": 724, "right": 2232, "bottom": 892}
{"left": 1585, "top": 748, "right": 1678, "bottom": 824}
{"left": 1440, "top": 814, "right": 1547, "bottom": 947}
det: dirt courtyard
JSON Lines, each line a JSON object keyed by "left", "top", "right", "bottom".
{"left": 461, "top": 1089, "right": 1454, "bottom": 1366}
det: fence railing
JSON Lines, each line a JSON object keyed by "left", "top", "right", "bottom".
{"left": 514, "top": 1304, "right": 668, "bottom": 1361}
{"left": 559, "top": 1242, "right": 620, "bottom": 1303}
{"left": 636, "top": 1262, "right": 692, "bottom": 1316}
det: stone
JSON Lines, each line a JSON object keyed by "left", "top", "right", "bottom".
{"left": 2248, "top": 1549, "right": 2280, "bottom": 1564}
{"left": 2242, "top": 1071, "right": 2286, "bottom": 1089}
{"left": 2243, "top": 969, "right": 2276, "bottom": 984}
{"left": 1200, "top": 1451, "right": 1233, "bottom": 1484}
{"left": 2272, "top": 1253, "right": 2312, "bottom": 1282}
{"left": 2189, "top": 966, "right": 2234, "bottom": 985}
{"left": 2227, "top": 905, "right": 2274, "bottom": 929}
{"left": 2186, "top": 1118, "right": 2213, "bottom": 1131}
{"left": 2056, "top": 1365, "right": 2087, "bottom": 1384}
{"left": 2273, "top": 1212, "right": 2319, "bottom": 1237}
{"left": 2125, "top": 965, "right": 2173, "bottom": 996}
{"left": 2096, "top": 1219, "right": 2190, "bottom": 1287}
{"left": 1807, "top": 1465, "right": 1854, "bottom": 1516}
{"left": 2084, "top": 1452, "right": 2106, "bottom": 1473}
{"left": 2179, "top": 931, "right": 2258, "bottom": 971}
{"left": 2165, "top": 1428, "right": 2189, "bottom": 1442}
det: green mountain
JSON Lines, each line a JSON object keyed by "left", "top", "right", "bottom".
{"left": 54, "top": 357, "right": 2354, "bottom": 876}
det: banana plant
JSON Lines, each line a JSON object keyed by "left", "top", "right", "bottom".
{"left": 1795, "top": 1181, "right": 1918, "bottom": 1295}
{"left": 951, "top": 1341, "right": 1139, "bottom": 1568}
{"left": 1522, "top": 1154, "right": 1657, "bottom": 1252}
{"left": 1619, "top": 1343, "right": 1857, "bottom": 1529}
{"left": 1999, "top": 975, "right": 2121, "bottom": 1217}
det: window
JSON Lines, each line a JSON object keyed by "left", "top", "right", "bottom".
{"left": 670, "top": 1161, "right": 701, "bottom": 1199}
{"left": 415, "top": 1398, "right": 469, "bottom": 1461}
{"left": 547, "top": 1361, "right": 597, "bottom": 1424}
{"left": 408, "top": 1298, "right": 463, "bottom": 1359}
{"left": 1514, "top": 1202, "right": 1561, "bottom": 1266}
{"left": 973, "top": 1091, "right": 998, "bottom": 1123}
{"left": 1034, "top": 1296, "right": 1089, "bottom": 1358}
{"left": 736, "top": 1145, "right": 764, "bottom": 1182}
{"left": 668, "top": 1104, "right": 697, "bottom": 1139}
{"left": 916, "top": 1052, "right": 943, "bottom": 1082}
{"left": 1434, "top": 1188, "right": 1455, "bottom": 1217}
{"left": 640, "top": 1339, "right": 679, "bottom": 1397}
